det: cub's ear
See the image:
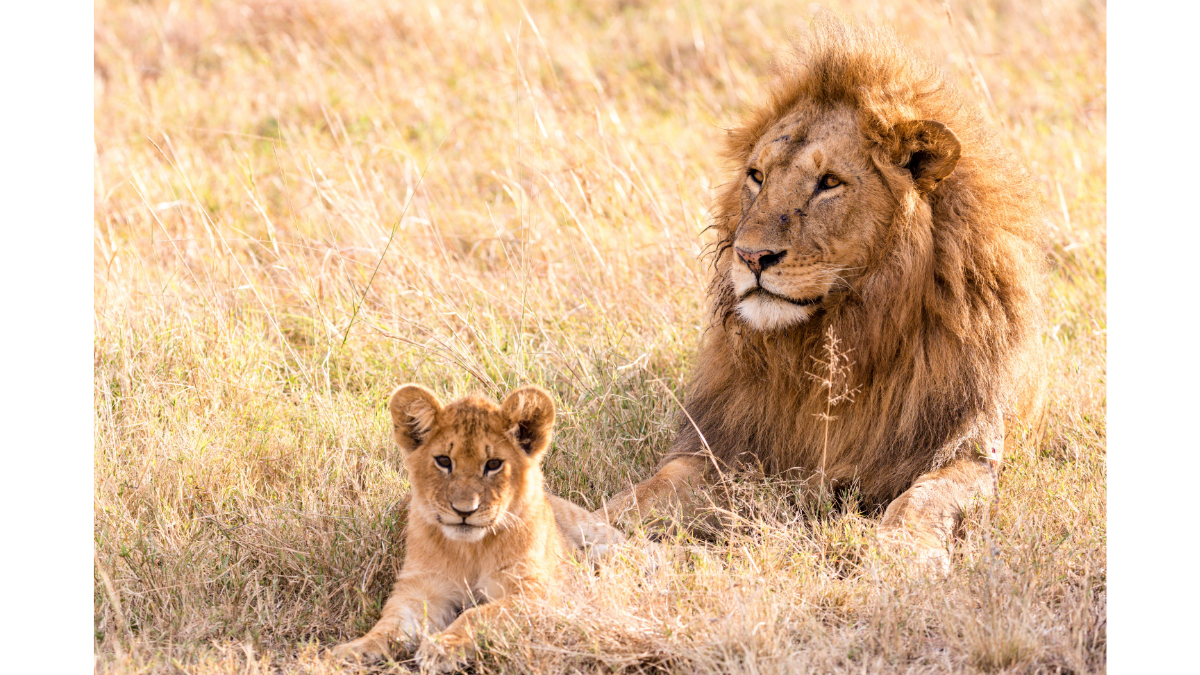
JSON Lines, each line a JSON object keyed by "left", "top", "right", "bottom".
{"left": 388, "top": 384, "right": 443, "bottom": 453}
{"left": 891, "top": 120, "right": 961, "bottom": 193}
{"left": 500, "top": 386, "right": 555, "bottom": 459}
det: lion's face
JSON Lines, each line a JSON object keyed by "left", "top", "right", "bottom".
{"left": 388, "top": 385, "right": 555, "bottom": 543}
{"left": 729, "top": 104, "right": 897, "bottom": 331}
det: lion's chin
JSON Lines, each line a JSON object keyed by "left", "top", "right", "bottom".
{"left": 735, "top": 292, "right": 820, "bottom": 331}
{"left": 440, "top": 523, "right": 489, "bottom": 542}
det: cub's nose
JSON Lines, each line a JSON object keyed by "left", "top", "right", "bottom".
{"left": 451, "top": 497, "right": 480, "bottom": 518}
{"left": 736, "top": 247, "right": 787, "bottom": 275}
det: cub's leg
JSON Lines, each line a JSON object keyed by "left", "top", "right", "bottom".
{"left": 547, "top": 493, "right": 626, "bottom": 560}
{"left": 597, "top": 454, "right": 709, "bottom": 530}
{"left": 877, "top": 455, "right": 996, "bottom": 572}
{"left": 332, "top": 571, "right": 459, "bottom": 663}
{"left": 415, "top": 600, "right": 510, "bottom": 673}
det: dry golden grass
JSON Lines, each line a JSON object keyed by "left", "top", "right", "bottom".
{"left": 93, "top": 0, "right": 1105, "bottom": 672}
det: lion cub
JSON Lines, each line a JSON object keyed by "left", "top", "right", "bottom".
{"left": 332, "top": 384, "right": 623, "bottom": 669}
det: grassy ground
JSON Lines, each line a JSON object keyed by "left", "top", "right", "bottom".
{"left": 93, "top": 0, "right": 1106, "bottom": 672}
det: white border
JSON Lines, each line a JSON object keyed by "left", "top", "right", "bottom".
{"left": 1108, "top": 0, "right": 1198, "bottom": 670}
{"left": 0, "top": 1, "right": 95, "bottom": 670}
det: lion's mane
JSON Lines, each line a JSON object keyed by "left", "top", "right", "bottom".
{"left": 673, "top": 22, "right": 1046, "bottom": 504}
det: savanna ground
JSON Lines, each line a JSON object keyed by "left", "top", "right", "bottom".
{"left": 93, "top": 0, "right": 1106, "bottom": 672}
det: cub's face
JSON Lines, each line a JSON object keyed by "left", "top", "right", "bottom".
{"left": 388, "top": 385, "right": 555, "bottom": 543}
{"left": 729, "top": 103, "right": 960, "bottom": 331}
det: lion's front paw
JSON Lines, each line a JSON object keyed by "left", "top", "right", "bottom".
{"left": 415, "top": 633, "right": 476, "bottom": 673}
{"left": 917, "top": 545, "right": 951, "bottom": 574}
{"left": 331, "top": 634, "right": 394, "bottom": 663}
{"left": 877, "top": 525, "right": 950, "bottom": 575}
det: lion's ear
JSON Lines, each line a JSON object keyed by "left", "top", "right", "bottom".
{"left": 388, "top": 384, "right": 443, "bottom": 453}
{"left": 892, "top": 120, "right": 961, "bottom": 193}
{"left": 500, "top": 386, "right": 556, "bottom": 459}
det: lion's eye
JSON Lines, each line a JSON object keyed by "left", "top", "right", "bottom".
{"left": 434, "top": 455, "right": 452, "bottom": 469}
{"left": 748, "top": 168, "right": 764, "bottom": 185}
{"left": 484, "top": 458, "right": 503, "bottom": 473}
{"left": 818, "top": 174, "right": 842, "bottom": 190}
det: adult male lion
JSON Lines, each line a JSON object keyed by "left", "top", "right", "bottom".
{"left": 600, "top": 23, "right": 1046, "bottom": 569}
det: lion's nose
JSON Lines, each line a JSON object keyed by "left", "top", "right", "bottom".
{"left": 736, "top": 247, "right": 787, "bottom": 275}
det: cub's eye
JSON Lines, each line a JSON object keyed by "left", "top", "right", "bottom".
{"left": 818, "top": 174, "right": 842, "bottom": 190}
{"left": 434, "top": 455, "right": 452, "bottom": 469}
{"left": 484, "top": 458, "right": 503, "bottom": 473}
{"left": 748, "top": 168, "right": 764, "bottom": 185}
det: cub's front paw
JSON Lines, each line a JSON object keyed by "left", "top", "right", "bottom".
{"left": 594, "top": 490, "right": 640, "bottom": 531}
{"left": 415, "top": 633, "right": 476, "bottom": 673}
{"left": 580, "top": 521, "right": 627, "bottom": 562}
{"left": 330, "top": 634, "right": 393, "bottom": 664}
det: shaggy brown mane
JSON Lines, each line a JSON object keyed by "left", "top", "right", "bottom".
{"left": 675, "top": 21, "right": 1046, "bottom": 506}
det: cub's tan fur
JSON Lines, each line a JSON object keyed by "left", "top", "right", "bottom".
{"left": 599, "top": 22, "right": 1046, "bottom": 571}
{"left": 333, "top": 384, "right": 623, "bottom": 669}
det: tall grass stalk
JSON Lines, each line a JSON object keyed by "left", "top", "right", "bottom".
{"left": 806, "top": 325, "right": 860, "bottom": 508}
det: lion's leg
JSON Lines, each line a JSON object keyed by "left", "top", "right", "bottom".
{"left": 597, "top": 454, "right": 709, "bottom": 530}
{"left": 331, "top": 571, "right": 459, "bottom": 663}
{"left": 877, "top": 455, "right": 995, "bottom": 572}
